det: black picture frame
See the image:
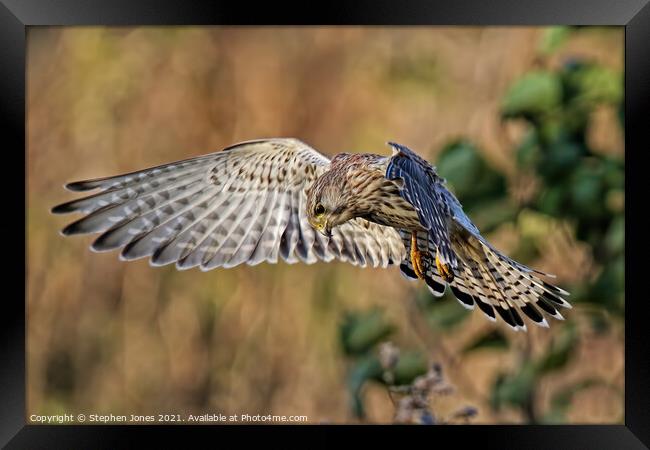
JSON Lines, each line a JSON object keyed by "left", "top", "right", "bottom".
{"left": 3, "top": 0, "right": 648, "bottom": 447}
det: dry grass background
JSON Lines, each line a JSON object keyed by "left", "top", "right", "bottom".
{"left": 27, "top": 26, "right": 623, "bottom": 424}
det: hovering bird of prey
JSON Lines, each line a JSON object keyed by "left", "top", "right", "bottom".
{"left": 52, "top": 138, "right": 571, "bottom": 331}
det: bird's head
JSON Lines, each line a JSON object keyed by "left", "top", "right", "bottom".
{"left": 305, "top": 170, "right": 356, "bottom": 238}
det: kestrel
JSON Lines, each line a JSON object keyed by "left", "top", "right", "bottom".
{"left": 52, "top": 138, "right": 571, "bottom": 331}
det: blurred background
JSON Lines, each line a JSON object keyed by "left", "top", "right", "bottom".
{"left": 27, "top": 26, "right": 624, "bottom": 424}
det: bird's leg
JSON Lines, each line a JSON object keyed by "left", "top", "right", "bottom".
{"left": 435, "top": 249, "right": 454, "bottom": 283}
{"left": 410, "top": 231, "right": 426, "bottom": 280}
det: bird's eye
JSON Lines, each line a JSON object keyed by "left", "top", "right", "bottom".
{"left": 314, "top": 204, "right": 325, "bottom": 216}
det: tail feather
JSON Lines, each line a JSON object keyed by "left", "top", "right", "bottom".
{"left": 454, "top": 269, "right": 496, "bottom": 321}
{"left": 475, "top": 259, "right": 526, "bottom": 331}
{"left": 399, "top": 227, "right": 571, "bottom": 331}
{"left": 459, "top": 256, "right": 522, "bottom": 328}
{"left": 479, "top": 240, "right": 570, "bottom": 327}
{"left": 483, "top": 245, "right": 570, "bottom": 320}
{"left": 453, "top": 263, "right": 493, "bottom": 315}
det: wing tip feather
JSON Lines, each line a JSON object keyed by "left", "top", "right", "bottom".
{"left": 64, "top": 180, "right": 102, "bottom": 192}
{"left": 51, "top": 202, "right": 75, "bottom": 214}
{"left": 61, "top": 221, "right": 83, "bottom": 236}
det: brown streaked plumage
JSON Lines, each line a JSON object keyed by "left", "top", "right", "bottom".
{"left": 52, "top": 138, "right": 571, "bottom": 331}
{"left": 306, "top": 153, "right": 421, "bottom": 237}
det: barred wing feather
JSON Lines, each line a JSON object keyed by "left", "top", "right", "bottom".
{"left": 52, "top": 138, "right": 406, "bottom": 270}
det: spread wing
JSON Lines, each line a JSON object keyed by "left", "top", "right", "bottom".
{"left": 385, "top": 141, "right": 458, "bottom": 268}
{"left": 52, "top": 138, "right": 406, "bottom": 270}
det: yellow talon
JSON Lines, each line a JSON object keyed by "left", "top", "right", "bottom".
{"left": 436, "top": 252, "right": 454, "bottom": 283}
{"left": 410, "top": 232, "right": 426, "bottom": 280}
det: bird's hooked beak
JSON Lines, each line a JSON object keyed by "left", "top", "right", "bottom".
{"left": 309, "top": 216, "right": 332, "bottom": 239}
{"left": 322, "top": 224, "right": 332, "bottom": 239}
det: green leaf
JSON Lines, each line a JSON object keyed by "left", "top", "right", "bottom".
{"left": 462, "top": 330, "right": 509, "bottom": 354}
{"left": 538, "top": 117, "right": 569, "bottom": 145}
{"left": 501, "top": 71, "right": 562, "bottom": 118}
{"left": 577, "top": 66, "right": 622, "bottom": 105}
{"left": 562, "top": 62, "right": 622, "bottom": 107}
{"left": 604, "top": 215, "right": 624, "bottom": 255}
{"left": 538, "top": 141, "right": 584, "bottom": 180}
{"left": 340, "top": 309, "right": 395, "bottom": 356}
{"left": 464, "top": 197, "right": 518, "bottom": 233}
{"left": 516, "top": 130, "right": 541, "bottom": 168}
{"left": 586, "top": 259, "right": 624, "bottom": 315}
{"left": 570, "top": 165, "right": 607, "bottom": 219}
{"left": 602, "top": 157, "right": 624, "bottom": 191}
{"left": 536, "top": 185, "right": 568, "bottom": 217}
{"left": 392, "top": 351, "right": 428, "bottom": 386}
{"left": 538, "top": 27, "right": 571, "bottom": 55}
{"left": 437, "top": 140, "right": 507, "bottom": 207}
{"left": 346, "top": 355, "right": 384, "bottom": 418}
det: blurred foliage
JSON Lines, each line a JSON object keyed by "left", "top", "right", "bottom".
{"left": 503, "top": 35, "right": 624, "bottom": 317}
{"left": 339, "top": 318, "right": 474, "bottom": 423}
{"left": 340, "top": 26, "right": 624, "bottom": 423}
{"left": 490, "top": 323, "right": 578, "bottom": 421}
{"left": 454, "top": 27, "right": 621, "bottom": 423}
{"left": 538, "top": 26, "right": 572, "bottom": 55}
{"left": 437, "top": 27, "right": 624, "bottom": 317}
{"left": 339, "top": 310, "right": 428, "bottom": 418}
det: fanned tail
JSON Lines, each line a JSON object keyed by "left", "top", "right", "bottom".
{"left": 399, "top": 228, "right": 571, "bottom": 331}
{"left": 455, "top": 234, "right": 571, "bottom": 330}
